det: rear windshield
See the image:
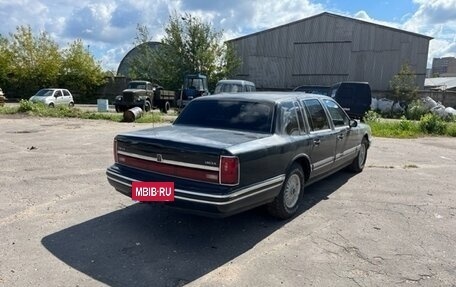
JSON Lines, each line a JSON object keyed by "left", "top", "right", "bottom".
{"left": 174, "top": 100, "right": 274, "bottom": 133}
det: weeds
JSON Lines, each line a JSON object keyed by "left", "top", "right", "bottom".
{"left": 1, "top": 100, "right": 164, "bottom": 123}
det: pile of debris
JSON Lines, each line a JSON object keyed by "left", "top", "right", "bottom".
{"left": 371, "top": 96, "right": 456, "bottom": 117}
{"left": 422, "top": 96, "right": 456, "bottom": 117}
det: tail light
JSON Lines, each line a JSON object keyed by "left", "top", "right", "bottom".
{"left": 220, "top": 156, "right": 239, "bottom": 185}
{"left": 113, "top": 139, "right": 118, "bottom": 163}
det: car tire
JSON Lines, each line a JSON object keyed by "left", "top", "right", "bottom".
{"left": 267, "top": 163, "right": 304, "bottom": 219}
{"left": 48, "top": 103, "right": 54, "bottom": 108}
{"left": 68, "top": 102, "right": 74, "bottom": 108}
{"left": 348, "top": 138, "right": 368, "bottom": 173}
{"left": 162, "top": 101, "right": 170, "bottom": 114}
{"left": 144, "top": 101, "right": 151, "bottom": 112}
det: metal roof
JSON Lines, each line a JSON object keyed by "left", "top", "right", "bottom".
{"left": 227, "top": 12, "right": 432, "bottom": 43}
{"left": 425, "top": 77, "right": 456, "bottom": 90}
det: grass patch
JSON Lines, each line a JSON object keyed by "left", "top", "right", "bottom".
{"left": 365, "top": 111, "right": 456, "bottom": 138}
{"left": 367, "top": 119, "right": 422, "bottom": 138}
{"left": 0, "top": 105, "right": 18, "bottom": 114}
{"left": 0, "top": 100, "right": 164, "bottom": 123}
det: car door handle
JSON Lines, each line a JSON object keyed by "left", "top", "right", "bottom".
{"left": 337, "top": 134, "right": 344, "bottom": 140}
{"left": 313, "top": 139, "right": 321, "bottom": 146}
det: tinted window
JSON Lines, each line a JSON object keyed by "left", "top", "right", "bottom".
{"left": 63, "top": 90, "right": 71, "bottom": 96}
{"left": 302, "top": 99, "right": 330, "bottom": 131}
{"left": 323, "top": 99, "right": 349, "bottom": 127}
{"left": 175, "top": 100, "right": 274, "bottom": 133}
{"left": 54, "top": 90, "right": 62, "bottom": 97}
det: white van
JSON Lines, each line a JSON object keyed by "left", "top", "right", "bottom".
{"left": 214, "top": 80, "right": 256, "bottom": 94}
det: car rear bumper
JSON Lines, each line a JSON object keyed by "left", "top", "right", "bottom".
{"left": 106, "top": 165, "right": 284, "bottom": 217}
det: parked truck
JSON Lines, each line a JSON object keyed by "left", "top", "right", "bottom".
{"left": 114, "top": 80, "right": 175, "bottom": 113}
{"left": 176, "top": 73, "right": 209, "bottom": 110}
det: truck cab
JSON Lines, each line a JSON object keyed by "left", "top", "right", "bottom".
{"left": 177, "top": 73, "right": 209, "bottom": 110}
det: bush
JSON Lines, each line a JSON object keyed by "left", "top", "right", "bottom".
{"left": 364, "top": 110, "right": 381, "bottom": 123}
{"left": 446, "top": 123, "right": 456, "bottom": 137}
{"left": 419, "top": 114, "right": 447, "bottom": 135}
{"left": 406, "top": 100, "right": 428, "bottom": 120}
{"left": 399, "top": 116, "right": 414, "bottom": 131}
{"left": 18, "top": 99, "right": 36, "bottom": 112}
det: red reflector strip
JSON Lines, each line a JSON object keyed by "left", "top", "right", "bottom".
{"left": 120, "top": 155, "right": 219, "bottom": 183}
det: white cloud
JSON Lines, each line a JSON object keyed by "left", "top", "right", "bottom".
{"left": 1, "top": 0, "right": 456, "bottom": 71}
{"left": 402, "top": 0, "right": 456, "bottom": 65}
{"left": 353, "top": 10, "right": 401, "bottom": 29}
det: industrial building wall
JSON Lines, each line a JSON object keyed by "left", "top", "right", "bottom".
{"left": 230, "top": 13, "right": 430, "bottom": 91}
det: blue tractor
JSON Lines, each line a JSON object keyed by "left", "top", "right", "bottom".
{"left": 176, "top": 73, "right": 209, "bottom": 111}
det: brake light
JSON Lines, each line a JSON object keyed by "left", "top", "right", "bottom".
{"left": 113, "top": 139, "right": 118, "bottom": 163}
{"left": 220, "top": 156, "right": 239, "bottom": 185}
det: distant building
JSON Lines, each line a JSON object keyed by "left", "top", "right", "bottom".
{"left": 117, "top": 41, "right": 161, "bottom": 77}
{"left": 425, "top": 77, "right": 456, "bottom": 92}
{"left": 228, "top": 12, "right": 432, "bottom": 91}
{"left": 432, "top": 57, "right": 456, "bottom": 77}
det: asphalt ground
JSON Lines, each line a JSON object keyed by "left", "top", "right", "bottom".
{"left": 0, "top": 115, "right": 455, "bottom": 287}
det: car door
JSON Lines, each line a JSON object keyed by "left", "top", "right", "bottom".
{"left": 301, "top": 99, "right": 338, "bottom": 179}
{"left": 62, "top": 90, "right": 71, "bottom": 105}
{"left": 54, "top": 90, "right": 64, "bottom": 105}
{"left": 321, "top": 98, "right": 354, "bottom": 169}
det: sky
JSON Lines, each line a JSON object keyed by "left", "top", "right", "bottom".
{"left": 1, "top": 0, "right": 455, "bottom": 72}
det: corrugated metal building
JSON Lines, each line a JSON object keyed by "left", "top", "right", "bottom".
{"left": 227, "top": 12, "right": 432, "bottom": 91}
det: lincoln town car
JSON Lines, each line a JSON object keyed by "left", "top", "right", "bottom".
{"left": 106, "top": 92, "right": 372, "bottom": 219}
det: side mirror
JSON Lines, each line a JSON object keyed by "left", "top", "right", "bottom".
{"left": 349, "top": 119, "right": 358, "bottom": 128}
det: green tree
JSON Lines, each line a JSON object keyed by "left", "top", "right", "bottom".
{"left": 0, "top": 34, "right": 12, "bottom": 90}
{"left": 8, "top": 25, "right": 62, "bottom": 97}
{"left": 151, "top": 12, "right": 240, "bottom": 90}
{"left": 389, "top": 63, "right": 419, "bottom": 115}
{"left": 60, "top": 39, "right": 105, "bottom": 96}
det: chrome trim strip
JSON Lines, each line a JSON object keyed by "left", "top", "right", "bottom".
{"left": 178, "top": 175, "right": 285, "bottom": 199}
{"left": 107, "top": 169, "right": 285, "bottom": 203}
{"left": 175, "top": 183, "right": 283, "bottom": 206}
{"left": 313, "top": 157, "right": 334, "bottom": 170}
{"left": 117, "top": 150, "right": 219, "bottom": 171}
{"left": 335, "top": 145, "right": 360, "bottom": 161}
{"left": 107, "top": 175, "right": 131, "bottom": 187}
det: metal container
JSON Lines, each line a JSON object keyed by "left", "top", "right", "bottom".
{"left": 97, "top": 99, "right": 109, "bottom": 112}
{"left": 123, "top": 107, "right": 143, "bottom": 122}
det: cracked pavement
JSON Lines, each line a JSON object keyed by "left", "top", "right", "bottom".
{"left": 0, "top": 116, "right": 455, "bottom": 286}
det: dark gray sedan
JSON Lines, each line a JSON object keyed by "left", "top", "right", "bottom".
{"left": 107, "top": 92, "right": 372, "bottom": 219}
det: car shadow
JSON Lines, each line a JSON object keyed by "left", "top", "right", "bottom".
{"left": 41, "top": 171, "right": 354, "bottom": 287}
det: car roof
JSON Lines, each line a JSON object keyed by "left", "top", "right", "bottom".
{"left": 39, "top": 88, "right": 67, "bottom": 91}
{"left": 216, "top": 79, "right": 255, "bottom": 85}
{"left": 196, "top": 91, "right": 331, "bottom": 104}
{"left": 129, "top": 80, "right": 151, "bottom": 83}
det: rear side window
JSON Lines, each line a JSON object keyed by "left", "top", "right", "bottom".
{"left": 279, "top": 101, "right": 301, "bottom": 135}
{"left": 63, "top": 90, "right": 71, "bottom": 97}
{"left": 302, "top": 99, "right": 330, "bottom": 131}
{"left": 175, "top": 100, "right": 274, "bottom": 133}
